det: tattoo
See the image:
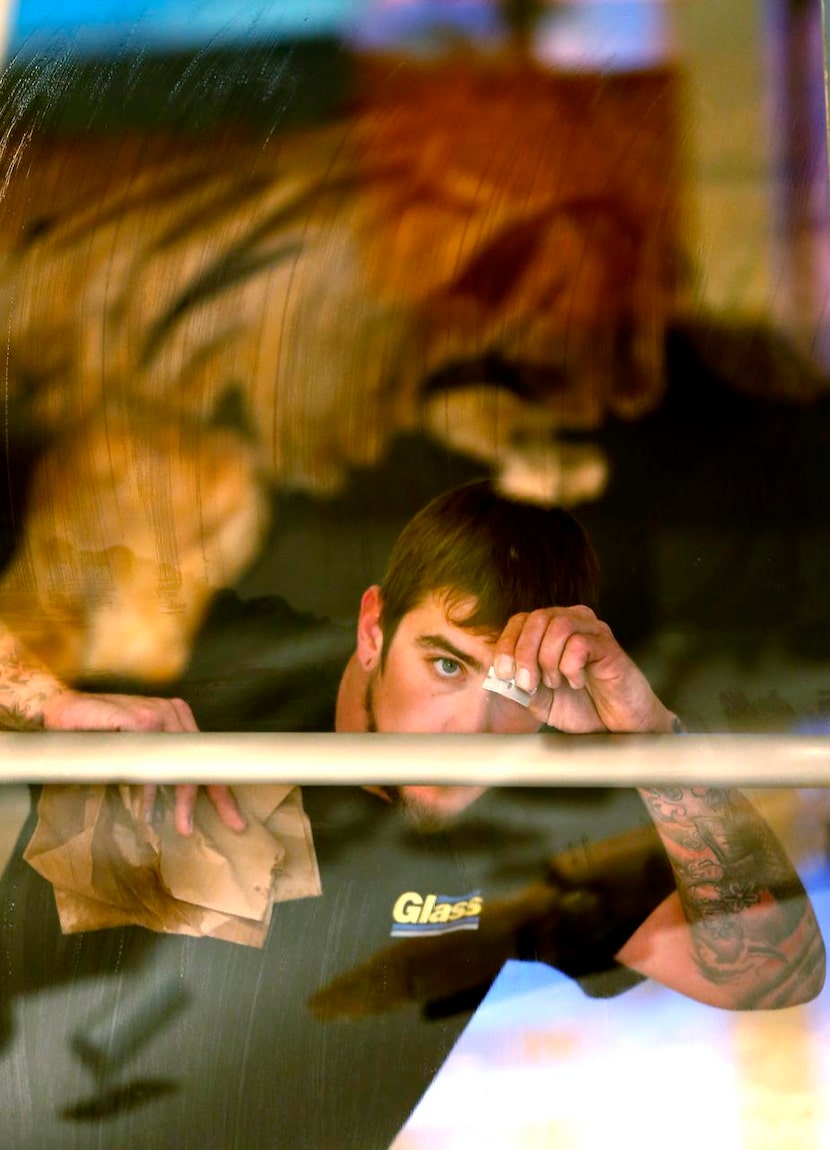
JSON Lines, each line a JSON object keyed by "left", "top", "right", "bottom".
{"left": 0, "top": 704, "right": 45, "bottom": 731}
{"left": 0, "top": 622, "right": 65, "bottom": 727}
{"left": 641, "top": 786, "right": 823, "bottom": 1006}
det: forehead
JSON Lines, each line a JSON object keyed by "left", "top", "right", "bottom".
{"left": 395, "top": 592, "right": 499, "bottom": 645}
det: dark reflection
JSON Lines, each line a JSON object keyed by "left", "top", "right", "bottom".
{"left": 60, "top": 977, "right": 187, "bottom": 1124}
{"left": 0, "top": 779, "right": 824, "bottom": 1145}
{"left": 71, "top": 977, "right": 189, "bottom": 1076}
{"left": 309, "top": 821, "right": 673, "bottom": 1022}
{"left": 76, "top": 589, "right": 353, "bottom": 735}
{"left": 0, "top": 780, "right": 684, "bottom": 1149}
{"left": 0, "top": 793, "right": 166, "bottom": 1052}
{"left": 61, "top": 1080, "right": 180, "bottom": 1123}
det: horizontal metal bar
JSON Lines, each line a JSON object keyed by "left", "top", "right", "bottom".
{"left": 0, "top": 733, "right": 828, "bottom": 787}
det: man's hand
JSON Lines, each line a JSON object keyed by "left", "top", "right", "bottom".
{"left": 41, "top": 690, "right": 200, "bottom": 732}
{"left": 492, "top": 605, "right": 676, "bottom": 734}
{"left": 40, "top": 690, "right": 246, "bottom": 837}
{"left": 143, "top": 784, "right": 247, "bottom": 838}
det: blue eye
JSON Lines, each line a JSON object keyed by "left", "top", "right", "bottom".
{"left": 434, "top": 658, "right": 461, "bottom": 678}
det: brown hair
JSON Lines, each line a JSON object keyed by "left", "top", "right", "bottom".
{"left": 379, "top": 480, "right": 600, "bottom": 660}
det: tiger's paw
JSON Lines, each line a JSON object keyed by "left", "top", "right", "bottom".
{"left": 495, "top": 441, "right": 608, "bottom": 507}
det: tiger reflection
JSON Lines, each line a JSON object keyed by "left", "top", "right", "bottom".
{"left": 0, "top": 57, "right": 681, "bottom": 682}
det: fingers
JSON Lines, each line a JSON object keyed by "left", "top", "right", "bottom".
{"left": 169, "top": 697, "right": 199, "bottom": 732}
{"left": 142, "top": 784, "right": 157, "bottom": 825}
{"left": 174, "top": 785, "right": 199, "bottom": 835}
{"left": 174, "top": 785, "right": 246, "bottom": 836}
{"left": 58, "top": 694, "right": 192, "bottom": 731}
{"left": 122, "top": 697, "right": 196, "bottom": 732}
{"left": 42, "top": 690, "right": 200, "bottom": 732}
{"left": 129, "top": 697, "right": 185, "bottom": 732}
{"left": 555, "top": 633, "right": 597, "bottom": 692}
{"left": 112, "top": 704, "right": 166, "bottom": 731}
{"left": 493, "top": 606, "right": 606, "bottom": 693}
{"left": 206, "top": 785, "right": 247, "bottom": 833}
{"left": 491, "top": 606, "right": 669, "bottom": 734}
{"left": 493, "top": 613, "right": 530, "bottom": 681}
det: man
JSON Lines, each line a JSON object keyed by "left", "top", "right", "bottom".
{"left": 1, "top": 479, "right": 824, "bottom": 1006}
{"left": 0, "top": 482, "right": 824, "bottom": 1145}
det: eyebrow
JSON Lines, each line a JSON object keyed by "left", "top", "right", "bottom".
{"left": 415, "top": 634, "right": 486, "bottom": 675}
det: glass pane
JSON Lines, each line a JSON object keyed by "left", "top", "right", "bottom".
{"left": 0, "top": 2, "right": 829, "bottom": 1144}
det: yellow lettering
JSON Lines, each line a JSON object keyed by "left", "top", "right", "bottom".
{"left": 393, "top": 892, "right": 482, "bottom": 929}
{"left": 392, "top": 892, "right": 423, "bottom": 924}
{"left": 419, "top": 894, "right": 437, "bottom": 923}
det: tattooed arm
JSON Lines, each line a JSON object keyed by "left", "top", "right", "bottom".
{"left": 0, "top": 619, "right": 69, "bottom": 730}
{"left": 0, "top": 619, "right": 197, "bottom": 732}
{"left": 616, "top": 786, "right": 825, "bottom": 1009}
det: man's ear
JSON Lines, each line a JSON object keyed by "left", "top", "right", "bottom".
{"left": 356, "top": 585, "right": 384, "bottom": 671}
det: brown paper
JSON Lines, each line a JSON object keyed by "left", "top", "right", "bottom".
{"left": 23, "top": 784, "right": 321, "bottom": 947}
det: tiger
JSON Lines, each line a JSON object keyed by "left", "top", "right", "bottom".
{"left": 0, "top": 51, "right": 683, "bottom": 683}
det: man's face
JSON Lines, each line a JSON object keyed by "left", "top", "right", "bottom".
{"left": 355, "top": 587, "right": 543, "bottom": 825}
{"left": 362, "top": 591, "right": 542, "bottom": 736}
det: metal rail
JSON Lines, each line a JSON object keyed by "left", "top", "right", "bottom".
{"left": 0, "top": 733, "right": 828, "bottom": 786}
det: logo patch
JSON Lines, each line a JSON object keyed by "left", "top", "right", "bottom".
{"left": 390, "top": 890, "right": 482, "bottom": 938}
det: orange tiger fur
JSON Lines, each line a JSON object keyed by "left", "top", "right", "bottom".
{"left": 0, "top": 55, "right": 682, "bottom": 682}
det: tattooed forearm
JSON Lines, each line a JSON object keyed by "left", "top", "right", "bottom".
{"left": 0, "top": 620, "right": 67, "bottom": 729}
{"left": 638, "top": 786, "right": 825, "bottom": 1008}
{"left": 0, "top": 704, "right": 46, "bottom": 731}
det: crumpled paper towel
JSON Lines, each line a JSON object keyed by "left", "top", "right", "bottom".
{"left": 24, "top": 784, "right": 321, "bottom": 947}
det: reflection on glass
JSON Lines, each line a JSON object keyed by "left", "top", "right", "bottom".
{"left": 0, "top": 1, "right": 828, "bottom": 1145}
{"left": 0, "top": 783, "right": 828, "bottom": 1145}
